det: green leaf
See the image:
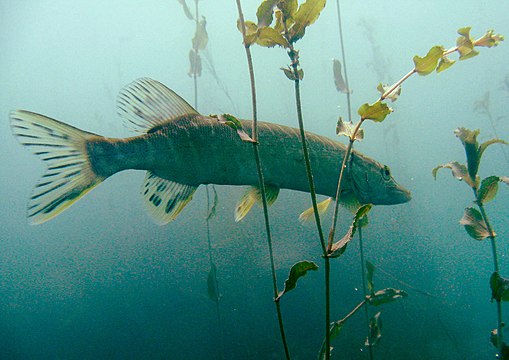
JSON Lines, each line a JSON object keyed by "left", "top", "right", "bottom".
{"left": 333, "top": 59, "right": 351, "bottom": 94}
{"left": 413, "top": 46, "right": 445, "bottom": 76}
{"left": 207, "top": 263, "right": 219, "bottom": 302}
{"left": 459, "top": 207, "right": 492, "bottom": 240}
{"left": 490, "top": 329, "right": 509, "bottom": 358}
{"left": 256, "top": 0, "right": 278, "bottom": 27}
{"left": 213, "top": 114, "right": 255, "bottom": 143}
{"left": 318, "top": 320, "right": 344, "bottom": 360}
{"left": 256, "top": 26, "right": 289, "bottom": 48}
{"left": 365, "top": 312, "right": 382, "bottom": 347}
{"left": 357, "top": 101, "right": 392, "bottom": 122}
{"left": 329, "top": 205, "right": 372, "bottom": 258}
{"left": 336, "top": 117, "right": 364, "bottom": 141}
{"left": 192, "top": 17, "right": 208, "bottom": 51}
{"left": 377, "top": 83, "right": 401, "bottom": 102}
{"left": 456, "top": 27, "right": 479, "bottom": 60}
{"left": 454, "top": 127, "right": 481, "bottom": 180}
{"left": 432, "top": 161, "right": 476, "bottom": 188}
{"left": 366, "top": 260, "right": 375, "bottom": 294}
{"left": 478, "top": 176, "right": 500, "bottom": 204}
{"left": 287, "top": 0, "right": 326, "bottom": 43}
{"left": 474, "top": 29, "right": 504, "bottom": 48}
{"left": 436, "top": 56, "right": 455, "bottom": 73}
{"left": 276, "top": 260, "right": 318, "bottom": 300}
{"left": 280, "top": 66, "right": 303, "bottom": 81}
{"left": 490, "top": 272, "right": 509, "bottom": 302}
{"left": 368, "top": 288, "right": 408, "bottom": 306}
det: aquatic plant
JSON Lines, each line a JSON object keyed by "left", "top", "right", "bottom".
{"left": 324, "top": 25, "right": 504, "bottom": 357}
{"left": 434, "top": 128, "right": 509, "bottom": 358}
{"left": 234, "top": 1, "right": 310, "bottom": 357}
{"left": 236, "top": 0, "right": 504, "bottom": 357}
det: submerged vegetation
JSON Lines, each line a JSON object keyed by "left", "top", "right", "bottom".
{"left": 226, "top": 0, "right": 504, "bottom": 358}
{"left": 434, "top": 128, "right": 508, "bottom": 358}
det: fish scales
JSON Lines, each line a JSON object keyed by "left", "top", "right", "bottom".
{"left": 86, "top": 114, "right": 351, "bottom": 197}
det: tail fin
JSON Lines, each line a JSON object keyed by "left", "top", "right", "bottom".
{"left": 10, "top": 110, "right": 104, "bottom": 224}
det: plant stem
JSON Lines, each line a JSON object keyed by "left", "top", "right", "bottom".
{"left": 205, "top": 186, "right": 224, "bottom": 360}
{"left": 193, "top": 0, "right": 199, "bottom": 109}
{"left": 286, "top": 48, "right": 329, "bottom": 359}
{"left": 473, "top": 188, "right": 503, "bottom": 355}
{"left": 358, "top": 227, "right": 374, "bottom": 359}
{"left": 339, "top": 299, "right": 367, "bottom": 324}
{"left": 334, "top": 0, "right": 352, "bottom": 123}
{"left": 235, "top": 1, "right": 291, "bottom": 358}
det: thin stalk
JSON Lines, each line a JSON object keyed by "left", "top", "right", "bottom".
{"left": 235, "top": 1, "right": 291, "bottom": 358}
{"left": 206, "top": 186, "right": 224, "bottom": 360}
{"left": 332, "top": 5, "right": 374, "bottom": 357}
{"left": 334, "top": 0, "right": 352, "bottom": 123}
{"left": 358, "top": 227, "right": 374, "bottom": 359}
{"left": 286, "top": 44, "right": 329, "bottom": 359}
{"left": 473, "top": 188, "right": 503, "bottom": 355}
{"left": 340, "top": 299, "right": 367, "bottom": 324}
{"left": 193, "top": 0, "right": 199, "bottom": 109}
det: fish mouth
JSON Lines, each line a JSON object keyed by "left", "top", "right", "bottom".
{"left": 385, "top": 184, "right": 412, "bottom": 205}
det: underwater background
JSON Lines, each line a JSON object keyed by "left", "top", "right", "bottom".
{"left": 1, "top": 0, "right": 509, "bottom": 359}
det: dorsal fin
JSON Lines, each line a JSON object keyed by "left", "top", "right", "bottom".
{"left": 116, "top": 78, "right": 198, "bottom": 133}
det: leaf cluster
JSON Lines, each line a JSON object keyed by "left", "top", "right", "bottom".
{"left": 433, "top": 128, "right": 507, "bottom": 241}
{"left": 413, "top": 28, "right": 504, "bottom": 76}
{"left": 239, "top": 0, "right": 326, "bottom": 48}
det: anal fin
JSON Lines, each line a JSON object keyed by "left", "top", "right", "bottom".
{"left": 235, "top": 184, "right": 280, "bottom": 222}
{"left": 142, "top": 172, "right": 197, "bottom": 225}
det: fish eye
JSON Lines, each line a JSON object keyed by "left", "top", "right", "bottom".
{"left": 382, "top": 166, "right": 391, "bottom": 180}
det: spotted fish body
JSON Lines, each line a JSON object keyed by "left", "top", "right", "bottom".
{"left": 10, "top": 78, "right": 410, "bottom": 225}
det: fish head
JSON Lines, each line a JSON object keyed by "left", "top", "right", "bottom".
{"left": 348, "top": 152, "right": 411, "bottom": 206}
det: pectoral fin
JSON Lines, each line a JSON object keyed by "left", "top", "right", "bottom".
{"left": 235, "top": 184, "right": 280, "bottom": 222}
{"left": 142, "top": 172, "right": 197, "bottom": 225}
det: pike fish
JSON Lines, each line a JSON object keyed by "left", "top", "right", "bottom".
{"left": 10, "top": 78, "right": 411, "bottom": 225}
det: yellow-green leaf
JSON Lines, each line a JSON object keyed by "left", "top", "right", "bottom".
{"left": 256, "top": 0, "right": 277, "bottom": 27}
{"left": 436, "top": 56, "right": 455, "bottom": 73}
{"left": 213, "top": 114, "right": 255, "bottom": 143}
{"left": 287, "top": 0, "right": 326, "bottom": 43}
{"left": 413, "top": 46, "right": 445, "bottom": 76}
{"left": 357, "top": 101, "right": 392, "bottom": 122}
{"left": 256, "top": 26, "right": 289, "bottom": 48}
{"left": 474, "top": 29, "right": 504, "bottom": 48}
{"left": 456, "top": 27, "right": 479, "bottom": 60}
{"left": 237, "top": 20, "right": 258, "bottom": 46}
